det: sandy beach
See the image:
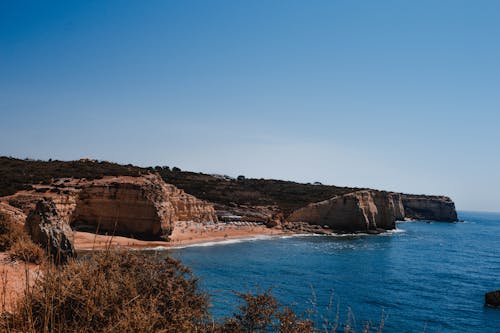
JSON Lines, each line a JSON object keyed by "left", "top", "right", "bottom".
{"left": 73, "top": 221, "right": 286, "bottom": 251}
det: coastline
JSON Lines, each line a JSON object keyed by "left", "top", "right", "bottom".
{"left": 0, "top": 224, "right": 405, "bottom": 311}
{"left": 73, "top": 222, "right": 406, "bottom": 252}
{"left": 73, "top": 221, "right": 288, "bottom": 251}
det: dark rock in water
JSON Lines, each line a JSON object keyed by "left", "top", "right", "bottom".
{"left": 485, "top": 290, "right": 500, "bottom": 307}
{"left": 26, "top": 198, "right": 76, "bottom": 263}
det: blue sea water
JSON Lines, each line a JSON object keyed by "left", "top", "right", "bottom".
{"left": 169, "top": 211, "right": 500, "bottom": 332}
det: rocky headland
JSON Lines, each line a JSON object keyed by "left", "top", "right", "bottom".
{"left": 0, "top": 157, "right": 461, "bottom": 310}
{"left": 0, "top": 157, "right": 459, "bottom": 253}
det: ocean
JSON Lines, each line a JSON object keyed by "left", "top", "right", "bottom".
{"left": 168, "top": 211, "right": 500, "bottom": 332}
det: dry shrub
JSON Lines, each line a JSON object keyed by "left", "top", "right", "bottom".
{"left": 7, "top": 238, "right": 45, "bottom": 265}
{"left": 0, "top": 212, "right": 25, "bottom": 251}
{"left": 0, "top": 249, "right": 382, "bottom": 332}
{"left": 219, "top": 289, "right": 314, "bottom": 333}
{"left": 2, "top": 250, "right": 209, "bottom": 333}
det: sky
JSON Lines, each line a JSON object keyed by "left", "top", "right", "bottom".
{"left": 1, "top": 1, "right": 499, "bottom": 212}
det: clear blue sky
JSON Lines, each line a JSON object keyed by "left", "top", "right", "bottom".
{"left": 1, "top": 1, "right": 499, "bottom": 212}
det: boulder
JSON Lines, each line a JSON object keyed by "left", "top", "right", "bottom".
{"left": 485, "top": 290, "right": 500, "bottom": 307}
{"left": 26, "top": 198, "right": 76, "bottom": 263}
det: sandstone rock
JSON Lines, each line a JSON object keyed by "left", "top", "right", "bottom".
{"left": 70, "top": 174, "right": 217, "bottom": 240}
{"left": 485, "top": 290, "right": 500, "bottom": 307}
{"left": 401, "top": 194, "right": 458, "bottom": 222}
{"left": 288, "top": 190, "right": 396, "bottom": 232}
{"left": 3, "top": 174, "right": 218, "bottom": 241}
{"left": 25, "top": 198, "right": 76, "bottom": 263}
{"left": 388, "top": 192, "right": 405, "bottom": 221}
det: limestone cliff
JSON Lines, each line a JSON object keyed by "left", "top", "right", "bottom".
{"left": 401, "top": 194, "right": 458, "bottom": 222}
{"left": 388, "top": 192, "right": 405, "bottom": 221}
{"left": 2, "top": 174, "right": 217, "bottom": 240}
{"left": 288, "top": 190, "right": 396, "bottom": 232}
{"left": 71, "top": 175, "right": 217, "bottom": 239}
{"left": 286, "top": 190, "right": 458, "bottom": 232}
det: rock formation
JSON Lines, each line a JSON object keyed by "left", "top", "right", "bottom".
{"left": 3, "top": 174, "right": 218, "bottom": 241}
{"left": 401, "top": 194, "right": 458, "bottom": 222}
{"left": 25, "top": 198, "right": 76, "bottom": 263}
{"left": 288, "top": 190, "right": 396, "bottom": 232}
{"left": 485, "top": 290, "right": 500, "bottom": 307}
{"left": 70, "top": 175, "right": 217, "bottom": 240}
{"left": 388, "top": 192, "right": 405, "bottom": 221}
{"left": 286, "top": 190, "right": 459, "bottom": 232}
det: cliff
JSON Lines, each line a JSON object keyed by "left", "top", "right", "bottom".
{"left": 400, "top": 194, "right": 458, "bottom": 222}
{"left": 287, "top": 191, "right": 459, "bottom": 232}
{"left": 0, "top": 157, "right": 460, "bottom": 237}
{"left": 71, "top": 175, "right": 217, "bottom": 239}
{"left": 2, "top": 174, "right": 217, "bottom": 240}
{"left": 288, "top": 190, "right": 396, "bottom": 232}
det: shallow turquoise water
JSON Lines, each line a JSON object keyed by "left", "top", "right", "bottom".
{"left": 169, "top": 211, "right": 500, "bottom": 332}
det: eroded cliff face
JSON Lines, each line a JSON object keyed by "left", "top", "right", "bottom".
{"left": 288, "top": 190, "right": 396, "bottom": 232}
{"left": 401, "top": 194, "right": 458, "bottom": 222}
{"left": 2, "top": 174, "right": 217, "bottom": 240}
{"left": 389, "top": 192, "right": 405, "bottom": 221}
{"left": 71, "top": 175, "right": 217, "bottom": 239}
{"left": 286, "top": 190, "right": 458, "bottom": 232}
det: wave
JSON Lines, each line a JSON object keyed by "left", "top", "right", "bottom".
{"left": 142, "top": 228, "right": 407, "bottom": 251}
{"left": 146, "top": 235, "right": 277, "bottom": 250}
{"left": 280, "top": 228, "right": 406, "bottom": 239}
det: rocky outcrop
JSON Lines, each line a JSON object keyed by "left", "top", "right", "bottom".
{"left": 485, "top": 290, "right": 500, "bottom": 307}
{"left": 389, "top": 192, "right": 405, "bottom": 221}
{"left": 2, "top": 174, "right": 217, "bottom": 241}
{"left": 25, "top": 198, "right": 76, "bottom": 263}
{"left": 70, "top": 175, "right": 217, "bottom": 239}
{"left": 288, "top": 190, "right": 396, "bottom": 232}
{"left": 286, "top": 190, "right": 459, "bottom": 232}
{"left": 401, "top": 194, "right": 458, "bottom": 222}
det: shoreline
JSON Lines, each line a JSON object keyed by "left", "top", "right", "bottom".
{"left": 73, "top": 222, "right": 406, "bottom": 252}
{"left": 73, "top": 221, "right": 289, "bottom": 251}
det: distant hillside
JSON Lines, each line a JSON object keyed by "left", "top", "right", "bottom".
{"left": 0, "top": 157, "right": 144, "bottom": 197}
{"left": 0, "top": 157, "right": 358, "bottom": 214}
{"left": 158, "top": 168, "right": 358, "bottom": 214}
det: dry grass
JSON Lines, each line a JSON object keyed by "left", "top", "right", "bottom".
{"left": 1, "top": 250, "right": 208, "bottom": 333}
{"left": 218, "top": 289, "right": 314, "bottom": 333}
{"left": 0, "top": 213, "right": 25, "bottom": 252}
{"left": 0, "top": 249, "right": 385, "bottom": 332}
{"left": 7, "top": 239, "right": 45, "bottom": 265}
{"left": 0, "top": 211, "right": 46, "bottom": 265}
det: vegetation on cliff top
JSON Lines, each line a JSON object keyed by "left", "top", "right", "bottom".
{"left": 0, "top": 157, "right": 357, "bottom": 215}
{"left": 157, "top": 168, "right": 357, "bottom": 214}
{"left": 0, "top": 157, "right": 144, "bottom": 197}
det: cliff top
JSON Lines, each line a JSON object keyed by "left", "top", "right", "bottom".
{"left": 0, "top": 157, "right": 453, "bottom": 215}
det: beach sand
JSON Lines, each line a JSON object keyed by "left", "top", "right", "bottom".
{"left": 0, "top": 253, "right": 40, "bottom": 311}
{"left": 74, "top": 221, "right": 285, "bottom": 250}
